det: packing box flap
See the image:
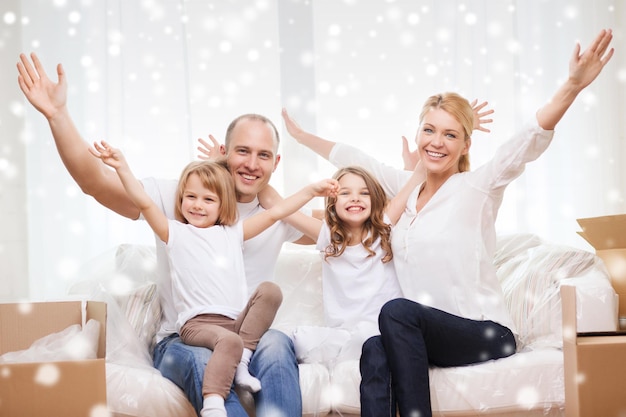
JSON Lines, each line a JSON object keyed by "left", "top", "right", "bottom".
{"left": 0, "top": 300, "right": 106, "bottom": 358}
{"left": 0, "top": 301, "right": 107, "bottom": 417}
{"left": 576, "top": 214, "right": 626, "bottom": 250}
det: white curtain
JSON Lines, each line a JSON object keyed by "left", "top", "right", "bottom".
{"left": 5, "top": 0, "right": 625, "bottom": 300}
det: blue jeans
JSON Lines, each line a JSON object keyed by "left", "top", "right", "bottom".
{"left": 360, "top": 298, "right": 516, "bottom": 417}
{"left": 153, "top": 329, "right": 302, "bottom": 417}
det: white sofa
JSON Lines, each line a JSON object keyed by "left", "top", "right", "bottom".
{"left": 70, "top": 233, "right": 618, "bottom": 417}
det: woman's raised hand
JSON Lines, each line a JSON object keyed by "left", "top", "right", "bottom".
{"left": 568, "top": 28, "right": 614, "bottom": 91}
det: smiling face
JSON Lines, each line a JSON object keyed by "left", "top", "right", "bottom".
{"left": 179, "top": 172, "right": 221, "bottom": 228}
{"left": 333, "top": 172, "right": 372, "bottom": 232}
{"left": 417, "top": 107, "right": 471, "bottom": 180}
{"left": 224, "top": 117, "right": 280, "bottom": 203}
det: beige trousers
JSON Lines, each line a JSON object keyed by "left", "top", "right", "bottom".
{"left": 179, "top": 281, "right": 283, "bottom": 398}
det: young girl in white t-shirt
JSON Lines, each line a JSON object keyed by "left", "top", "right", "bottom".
{"left": 89, "top": 140, "right": 338, "bottom": 417}
{"left": 261, "top": 165, "right": 421, "bottom": 363}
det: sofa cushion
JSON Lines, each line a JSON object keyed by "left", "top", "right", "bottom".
{"left": 113, "top": 244, "right": 162, "bottom": 352}
{"left": 272, "top": 246, "right": 325, "bottom": 333}
{"left": 495, "top": 234, "right": 610, "bottom": 349}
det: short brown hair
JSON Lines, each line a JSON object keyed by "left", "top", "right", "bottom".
{"left": 224, "top": 114, "right": 280, "bottom": 153}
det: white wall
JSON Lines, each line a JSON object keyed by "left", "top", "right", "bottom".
{"left": 1, "top": 0, "right": 29, "bottom": 300}
{"left": 1, "top": 0, "right": 625, "bottom": 301}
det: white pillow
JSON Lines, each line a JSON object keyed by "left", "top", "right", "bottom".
{"left": 496, "top": 234, "right": 604, "bottom": 349}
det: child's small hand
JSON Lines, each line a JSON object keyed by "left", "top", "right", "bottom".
{"left": 88, "top": 140, "right": 126, "bottom": 170}
{"left": 311, "top": 179, "right": 339, "bottom": 197}
{"left": 197, "top": 134, "right": 223, "bottom": 161}
{"left": 470, "top": 99, "right": 494, "bottom": 133}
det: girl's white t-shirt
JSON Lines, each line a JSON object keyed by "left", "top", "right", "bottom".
{"left": 141, "top": 179, "right": 304, "bottom": 341}
{"left": 316, "top": 216, "right": 403, "bottom": 331}
{"left": 166, "top": 220, "right": 248, "bottom": 331}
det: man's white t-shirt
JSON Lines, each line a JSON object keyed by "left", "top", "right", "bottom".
{"left": 142, "top": 178, "right": 303, "bottom": 341}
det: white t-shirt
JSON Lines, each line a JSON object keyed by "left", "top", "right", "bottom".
{"left": 329, "top": 124, "right": 554, "bottom": 337}
{"left": 316, "top": 217, "right": 403, "bottom": 331}
{"left": 167, "top": 220, "right": 247, "bottom": 331}
{"left": 142, "top": 178, "right": 304, "bottom": 341}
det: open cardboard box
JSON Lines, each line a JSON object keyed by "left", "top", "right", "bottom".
{"left": 561, "top": 285, "right": 626, "bottom": 417}
{"left": 577, "top": 214, "right": 626, "bottom": 321}
{"left": 0, "top": 301, "right": 107, "bottom": 417}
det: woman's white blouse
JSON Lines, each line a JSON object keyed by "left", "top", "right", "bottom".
{"left": 329, "top": 124, "right": 554, "bottom": 336}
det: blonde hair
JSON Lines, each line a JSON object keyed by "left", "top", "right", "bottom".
{"left": 324, "top": 166, "right": 393, "bottom": 263}
{"left": 174, "top": 159, "right": 238, "bottom": 226}
{"left": 419, "top": 92, "right": 474, "bottom": 172}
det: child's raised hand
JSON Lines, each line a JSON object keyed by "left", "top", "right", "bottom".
{"left": 470, "top": 99, "right": 494, "bottom": 133}
{"left": 311, "top": 178, "right": 339, "bottom": 197}
{"left": 197, "top": 134, "right": 223, "bottom": 161}
{"left": 88, "top": 140, "right": 126, "bottom": 170}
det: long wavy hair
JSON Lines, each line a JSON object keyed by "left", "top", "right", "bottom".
{"left": 324, "top": 166, "right": 393, "bottom": 263}
{"left": 174, "top": 159, "right": 238, "bottom": 226}
{"left": 419, "top": 92, "right": 474, "bottom": 172}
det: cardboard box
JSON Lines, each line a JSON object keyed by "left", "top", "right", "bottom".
{"left": 0, "top": 301, "right": 107, "bottom": 417}
{"left": 576, "top": 214, "right": 626, "bottom": 319}
{"left": 561, "top": 285, "right": 626, "bottom": 417}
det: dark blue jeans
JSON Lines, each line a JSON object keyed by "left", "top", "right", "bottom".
{"left": 153, "top": 329, "right": 302, "bottom": 417}
{"left": 360, "top": 298, "right": 516, "bottom": 417}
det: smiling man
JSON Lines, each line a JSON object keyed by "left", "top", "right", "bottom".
{"left": 17, "top": 52, "right": 305, "bottom": 417}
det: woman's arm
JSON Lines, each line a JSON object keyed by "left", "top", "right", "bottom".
{"left": 536, "top": 29, "right": 614, "bottom": 130}
{"left": 282, "top": 108, "right": 409, "bottom": 197}
{"left": 89, "top": 141, "right": 169, "bottom": 243}
{"left": 281, "top": 108, "right": 336, "bottom": 159}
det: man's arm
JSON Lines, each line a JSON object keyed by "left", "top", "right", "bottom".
{"left": 17, "top": 53, "right": 140, "bottom": 219}
{"left": 281, "top": 108, "right": 336, "bottom": 159}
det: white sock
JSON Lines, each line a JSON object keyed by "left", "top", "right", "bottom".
{"left": 234, "top": 348, "right": 262, "bottom": 393}
{"left": 200, "top": 395, "right": 226, "bottom": 417}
